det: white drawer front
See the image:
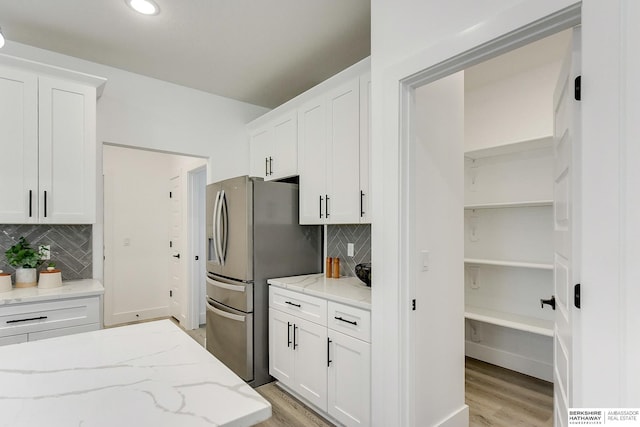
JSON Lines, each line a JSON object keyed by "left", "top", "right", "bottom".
{"left": 0, "top": 297, "right": 100, "bottom": 338}
{"left": 29, "top": 323, "right": 101, "bottom": 342}
{"left": 328, "top": 301, "right": 371, "bottom": 342}
{"left": 269, "top": 287, "right": 327, "bottom": 326}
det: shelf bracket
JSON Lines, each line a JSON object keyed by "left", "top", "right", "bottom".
{"left": 468, "top": 212, "right": 480, "bottom": 242}
{"left": 469, "top": 160, "right": 479, "bottom": 192}
{"left": 466, "top": 265, "right": 480, "bottom": 289}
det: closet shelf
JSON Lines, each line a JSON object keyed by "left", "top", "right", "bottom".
{"left": 465, "top": 305, "right": 554, "bottom": 337}
{"left": 464, "top": 258, "right": 553, "bottom": 270}
{"left": 464, "top": 200, "right": 553, "bottom": 210}
{"left": 464, "top": 136, "right": 553, "bottom": 160}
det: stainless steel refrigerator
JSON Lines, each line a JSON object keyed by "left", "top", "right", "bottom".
{"left": 205, "top": 175, "right": 322, "bottom": 387}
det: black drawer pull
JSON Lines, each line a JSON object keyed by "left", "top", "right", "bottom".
{"left": 334, "top": 316, "right": 357, "bottom": 326}
{"left": 285, "top": 301, "right": 301, "bottom": 308}
{"left": 7, "top": 316, "right": 48, "bottom": 324}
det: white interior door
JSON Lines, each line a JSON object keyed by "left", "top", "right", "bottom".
{"left": 553, "top": 28, "right": 581, "bottom": 427}
{"left": 169, "top": 173, "right": 183, "bottom": 322}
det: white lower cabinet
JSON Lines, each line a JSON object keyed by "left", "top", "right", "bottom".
{"left": 328, "top": 329, "right": 371, "bottom": 427}
{"left": 269, "top": 286, "right": 371, "bottom": 426}
{"left": 0, "top": 296, "right": 102, "bottom": 345}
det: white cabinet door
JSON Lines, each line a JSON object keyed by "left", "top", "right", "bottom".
{"left": 359, "top": 73, "right": 372, "bottom": 224}
{"left": 298, "top": 97, "right": 327, "bottom": 224}
{"left": 326, "top": 78, "right": 360, "bottom": 224}
{"left": 0, "top": 66, "right": 38, "bottom": 223}
{"left": 0, "top": 334, "right": 28, "bottom": 347}
{"left": 328, "top": 330, "right": 371, "bottom": 427}
{"left": 293, "top": 317, "right": 328, "bottom": 411}
{"left": 270, "top": 112, "right": 297, "bottom": 181}
{"left": 249, "top": 127, "right": 272, "bottom": 179}
{"left": 39, "top": 77, "right": 96, "bottom": 223}
{"left": 269, "top": 308, "right": 295, "bottom": 386}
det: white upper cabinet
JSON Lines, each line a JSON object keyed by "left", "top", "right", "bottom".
{"left": 249, "top": 111, "right": 298, "bottom": 181}
{"left": 359, "top": 72, "right": 372, "bottom": 224}
{"left": 39, "top": 77, "right": 97, "bottom": 223}
{"left": 299, "top": 78, "right": 361, "bottom": 225}
{"left": 0, "top": 67, "right": 38, "bottom": 223}
{"left": 0, "top": 60, "right": 104, "bottom": 224}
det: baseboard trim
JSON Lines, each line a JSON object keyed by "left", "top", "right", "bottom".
{"left": 466, "top": 340, "right": 553, "bottom": 381}
{"left": 437, "top": 405, "right": 469, "bottom": 427}
{"left": 274, "top": 382, "right": 343, "bottom": 427}
{"left": 106, "top": 307, "right": 169, "bottom": 326}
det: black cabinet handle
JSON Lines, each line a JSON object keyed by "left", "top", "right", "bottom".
{"left": 287, "top": 321, "right": 292, "bottom": 347}
{"left": 285, "top": 301, "right": 301, "bottom": 308}
{"left": 325, "top": 195, "right": 330, "bottom": 218}
{"left": 319, "top": 195, "right": 324, "bottom": 218}
{"left": 360, "top": 191, "right": 365, "bottom": 217}
{"left": 265, "top": 157, "right": 269, "bottom": 177}
{"left": 269, "top": 156, "right": 273, "bottom": 176}
{"left": 44, "top": 190, "right": 48, "bottom": 217}
{"left": 7, "top": 316, "right": 48, "bottom": 324}
{"left": 327, "top": 337, "right": 332, "bottom": 367}
{"left": 172, "top": 254, "right": 180, "bottom": 259}
{"left": 334, "top": 316, "right": 357, "bottom": 326}
{"left": 293, "top": 324, "right": 298, "bottom": 349}
{"left": 540, "top": 296, "right": 556, "bottom": 310}
{"left": 29, "top": 190, "right": 33, "bottom": 217}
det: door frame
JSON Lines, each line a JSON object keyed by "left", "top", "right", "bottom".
{"left": 187, "top": 165, "right": 207, "bottom": 330}
{"left": 394, "top": 5, "right": 581, "bottom": 426}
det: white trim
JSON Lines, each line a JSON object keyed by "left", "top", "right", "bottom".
{"left": 465, "top": 341, "right": 553, "bottom": 382}
{"left": 435, "top": 406, "right": 469, "bottom": 427}
{"left": 382, "top": 3, "right": 581, "bottom": 426}
{"left": 187, "top": 165, "right": 207, "bottom": 330}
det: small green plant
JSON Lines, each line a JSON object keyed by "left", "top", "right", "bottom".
{"left": 47, "top": 262, "right": 56, "bottom": 269}
{"left": 5, "top": 237, "right": 43, "bottom": 269}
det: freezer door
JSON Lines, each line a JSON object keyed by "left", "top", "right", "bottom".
{"left": 218, "top": 176, "right": 253, "bottom": 281}
{"left": 206, "top": 298, "right": 253, "bottom": 382}
{"left": 206, "top": 273, "right": 253, "bottom": 312}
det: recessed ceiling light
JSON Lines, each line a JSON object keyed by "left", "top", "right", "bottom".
{"left": 125, "top": 0, "right": 160, "bottom": 16}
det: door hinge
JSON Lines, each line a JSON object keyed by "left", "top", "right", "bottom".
{"left": 169, "top": 290, "right": 173, "bottom": 297}
{"left": 169, "top": 240, "right": 172, "bottom": 248}
{"left": 169, "top": 191, "right": 172, "bottom": 198}
{"left": 412, "top": 299, "right": 416, "bottom": 311}
{"left": 574, "top": 76, "right": 581, "bottom": 101}
{"left": 574, "top": 283, "right": 581, "bottom": 309}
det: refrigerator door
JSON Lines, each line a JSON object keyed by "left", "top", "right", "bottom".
{"left": 218, "top": 176, "right": 253, "bottom": 281}
{"left": 206, "top": 298, "right": 254, "bottom": 382}
{"left": 206, "top": 182, "right": 222, "bottom": 273}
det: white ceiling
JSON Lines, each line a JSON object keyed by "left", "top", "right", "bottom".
{"left": 0, "top": 0, "right": 371, "bottom": 108}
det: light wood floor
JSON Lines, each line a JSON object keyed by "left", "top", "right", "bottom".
{"left": 255, "top": 383, "right": 334, "bottom": 427}
{"left": 466, "top": 358, "right": 553, "bottom": 427}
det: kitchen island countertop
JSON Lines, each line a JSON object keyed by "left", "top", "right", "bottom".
{"left": 0, "top": 319, "right": 271, "bottom": 427}
{"left": 268, "top": 273, "right": 371, "bottom": 310}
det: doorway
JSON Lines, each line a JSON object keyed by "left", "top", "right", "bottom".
{"left": 397, "top": 8, "right": 581, "bottom": 427}
{"left": 103, "top": 144, "right": 207, "bottom": 328}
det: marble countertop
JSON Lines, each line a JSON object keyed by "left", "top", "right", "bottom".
{"left": 267, "top": 273, "right": 371, "bottom": 310}
{"left": 0, "top": 279, "right": 104, "bottom": 305}
{"left": 0, "top": 320, "right": 271, "bottom": 427}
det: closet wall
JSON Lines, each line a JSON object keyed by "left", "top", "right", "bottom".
{"left": 463, "top": 31, "right": 570, "bottom": 381}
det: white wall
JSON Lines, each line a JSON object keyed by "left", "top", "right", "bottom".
{"left": 371, "top": 0, "right": 640, "bottom": 424}
{"left": 465, "top": 61, "right": 561, "bottom": 151}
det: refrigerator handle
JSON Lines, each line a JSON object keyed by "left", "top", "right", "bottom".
{"left": 216, "top": 190, "right": 225, "bottom": 266}
{"left": 220, "top": 190, "right": 229, "bottom": 264}
{"left": 205, "top": 299, "right": 246, "bottom": 322}
{"left": 212, "top": 190, "right": 222, "bottom": 265}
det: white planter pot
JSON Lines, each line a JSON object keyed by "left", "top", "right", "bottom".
{"left": 15, "top": 268, "right": 37, "bottom": 288}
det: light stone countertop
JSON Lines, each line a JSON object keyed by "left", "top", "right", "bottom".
{"left": 0, "top": 278, "right": 104, "bottom": 305}
{"left": 267, "top": 273, "right": 371, "bottom": 310}
{"left": 0, "top": 319, "right": 271, "bottom": 427}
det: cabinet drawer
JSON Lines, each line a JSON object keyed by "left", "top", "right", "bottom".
{"left": 0, "top": 297, "right": 100, "bottom": 338}
{"left": 269, "top": 287, "right": 327, "bottom": 326}
{"left": 29, "top": 322, "right": 100, "bottom": 342}
{"left": 327, "top": 301, "right": 371, "bottom": 342}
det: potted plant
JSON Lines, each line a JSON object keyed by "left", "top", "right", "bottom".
{"left": 5, "top": 237, "right": 44, "bottom": 288}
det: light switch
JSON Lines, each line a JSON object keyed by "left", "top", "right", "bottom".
{"left": 421, "top": 250, "right": 429, "bottom": 271}
{"left": 347, "top": 243, "right": 354, "bottom": 257}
